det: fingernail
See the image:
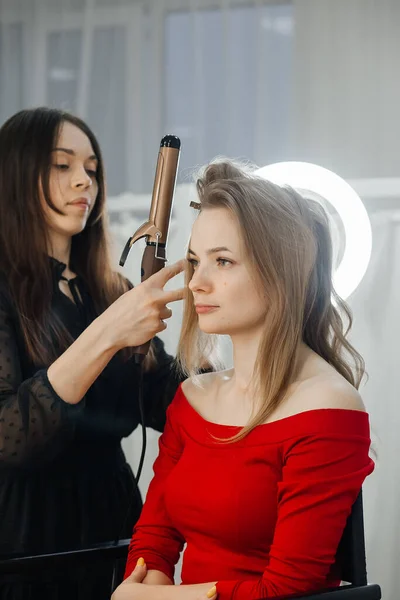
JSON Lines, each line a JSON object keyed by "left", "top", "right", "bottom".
{"left": 207, "top": 586, "right": 217, "bottom": 598}
{"left": 136, "top": 557, "right": 145, "bottom": 567}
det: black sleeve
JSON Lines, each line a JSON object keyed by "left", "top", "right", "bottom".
{"left": 141, "top": 337, "right": 184, "bottom": 433}
{"left": 122, "top": 278, "right": 184, "bottom": 432}
{"left": 0, "top": 287, "right": 82, "bottom": 466}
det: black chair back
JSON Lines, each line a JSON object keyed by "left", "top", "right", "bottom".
{"left": 0, "top": 539, "right": 130, "bottom": 596}
{"left": 335, "top": 491, "right": 367, "bottom": 586}
{"left": 291, "top": 490, "right": 381, "bottom": 600}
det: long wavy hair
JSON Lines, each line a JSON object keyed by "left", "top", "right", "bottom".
{"left": 0, "top": 107, "right": 132, "bottom": 366}
{"left": 177, "top": 159, "right": 365, "bottom": 440}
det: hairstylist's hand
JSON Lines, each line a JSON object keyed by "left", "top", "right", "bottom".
{"left": 101, "top": 260, "right": 185, "bottom": 351}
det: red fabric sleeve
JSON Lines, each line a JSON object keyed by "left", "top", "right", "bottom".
{"left": 124, "top": 398, "right": 185, "bottom": 581}
{"left": 215, "top": 425, "right": 374, "bottom": 600}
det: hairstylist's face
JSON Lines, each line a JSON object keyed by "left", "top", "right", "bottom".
{"left": 41, "top": 121, "right": 98, "bottom": 239}
{"left": 187, "top": 207, "right": 267, "bottom": 336}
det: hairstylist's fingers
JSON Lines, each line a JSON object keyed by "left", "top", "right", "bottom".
{"left": 147, "top": 259, "right": 185, "bottom": 288}
{"left": 157, "top": 320, "right": 168, "bottom": 332}
{"left": 160, "top": 286, "right": 185, "bottom": 305}
{"left": 159, "top": 307, "right": 173, "bottom": 320}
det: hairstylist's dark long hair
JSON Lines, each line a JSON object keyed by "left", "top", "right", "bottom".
{"left": 0, "top": 107, "right": 130, "bottom": 366}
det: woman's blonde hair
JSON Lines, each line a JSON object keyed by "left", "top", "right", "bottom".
{"left": 177, "top": 159, "right": 365, "bottom": 440}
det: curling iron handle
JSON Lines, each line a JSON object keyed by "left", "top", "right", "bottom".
{"left": 133, "top": 244, "right": 167, "bottom": 362}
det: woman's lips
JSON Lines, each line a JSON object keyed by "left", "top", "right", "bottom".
{"left": 70, "top": 201, "right": 89, "bottom": 211}
{"left": 195, "top": 305, "right": 219, "bottom": 314}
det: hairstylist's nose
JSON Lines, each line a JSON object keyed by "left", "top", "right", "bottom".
{"left": 72, "top": 167, "right": 92, "bottom": 189}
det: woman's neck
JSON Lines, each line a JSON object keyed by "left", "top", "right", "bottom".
{"left": 47, "top": 232, "right": 72, "bottom": 273}
{"left": 229, "top": 330, "right": 263, "bottom": 393}
{"left": 229, "top": 332, "right": 310, "bottom": 394}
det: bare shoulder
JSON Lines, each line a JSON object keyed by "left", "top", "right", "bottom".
{"left": 181, "top": 370, "right": 223, "bottom": 399}
{"left": 290, "top": 374, "right": 366, "bottom": 414}
{"left": 181, "top": 370, "right": 230, "bottom": 412}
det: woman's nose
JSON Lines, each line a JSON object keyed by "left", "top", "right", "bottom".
{"left": 188, "top": 267, "right": 211, "bottom": 293}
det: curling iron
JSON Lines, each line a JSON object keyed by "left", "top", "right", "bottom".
{"left": 119, "top": 135, "right": 181, "bottom": 364}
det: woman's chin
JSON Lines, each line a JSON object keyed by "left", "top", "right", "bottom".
{"left": 197, "top": 322, "right": 228, "bottom": 336}
{"left": 49, "top": 219, "right": 88, "bottom": 239}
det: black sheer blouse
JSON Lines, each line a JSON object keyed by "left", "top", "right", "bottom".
{"left": 0, "top": 258, "right": 182, "bottom": 560}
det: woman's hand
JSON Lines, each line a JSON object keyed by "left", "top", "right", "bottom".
{"left": 46, "top": 260, "right": 185, "bottom": 405}
{"left": 127, "top": 557, "right": 148, "bottom": 583}
{"left": 112, "top": 557, "right": 217, "bottom": 600}
{"left": 111, "top": 558, "right": 147, "bottom": 599}
{"left": 101, "top": 260, "right": 185, "bottom": 351}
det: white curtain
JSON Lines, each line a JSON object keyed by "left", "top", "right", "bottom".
{"left": 349, "top": 209, "right": 400, "bottom": 598}
{"left": 1, "top": 0, "right": 399, "bottom": 597}
{"left": 291, "top": 0, "right": 400, "bottom": 181}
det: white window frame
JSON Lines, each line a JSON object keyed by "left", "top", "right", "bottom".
{"left": 0, "top": 0, "right": 292, "bottom": 193}
{"left": 3, "top": 0, "right": 142, "bottom": 192}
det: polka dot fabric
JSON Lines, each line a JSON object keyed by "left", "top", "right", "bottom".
{"left": 0, "top": 289, "right": 70, "bottom": 464}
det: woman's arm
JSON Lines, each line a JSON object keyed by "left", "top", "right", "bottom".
{"left": 117, "top": 411, "right": 373, "bottom": 600}
{"left": 113, "top": 562, "right": 216, "bottom": 600}
{"left": 124, "top": 397, "right": 186, "bottom": 582}
{"left": 142, "top": 570, "right": 174, "bottom": 585}
{"left": 47, "top": 261, "right": 184, "bottom": 405}
{"left": 211, "top": 412, "right": 373, "bottom": 600}
{"left": 0, "top": 291, "right": 83, "bottom": 464}
{"left": 0, "top": 262, "right": 183, "bottom": 464}
{"left": 46, "top": 313, "right": 119, "bottom": 404}
{"left": 113, "top": 582, "right": 217, "bottom": 600}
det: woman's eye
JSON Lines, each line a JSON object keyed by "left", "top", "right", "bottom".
{"left": 86, "top": 169, "right": 98, "bottom": 178}
{"left": 54, "top": 164, "right": 69, "bottom": 170}
{"left": 217, "top": 258, "right": 232, "bottom": 267}
{"left": 187, "top": 258, "right": 198, "bottom": 268}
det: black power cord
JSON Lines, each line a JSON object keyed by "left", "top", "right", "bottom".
{"left": 134, "top": 360, "right": 147, "bottom": 485}
{"left": 114, "top": 355, "right": 147, "bottom": 545}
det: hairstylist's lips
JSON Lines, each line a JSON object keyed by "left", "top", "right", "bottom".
{"left": 69, "top": 197, "right": 91, "bottom": 210}
{"left": 195, "top": 304, "right": 219, "bottom": 314}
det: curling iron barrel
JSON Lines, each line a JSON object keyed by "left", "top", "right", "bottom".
{"left": 119, "top": 135, "right": 181, "bottom": 362}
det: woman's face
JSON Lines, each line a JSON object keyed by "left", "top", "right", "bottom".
{"left": 41, "top": 121, "right": 99, "bottom": 239}
{"left": 187, "top": 207, "right": 267, "bottom": 336}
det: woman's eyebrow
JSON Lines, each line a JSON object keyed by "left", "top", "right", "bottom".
{"left": 53, "top": 147, "right": 98, "bottom": 161}
{"left": 188, "top": 246, "right": 232, "bottom": 256}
